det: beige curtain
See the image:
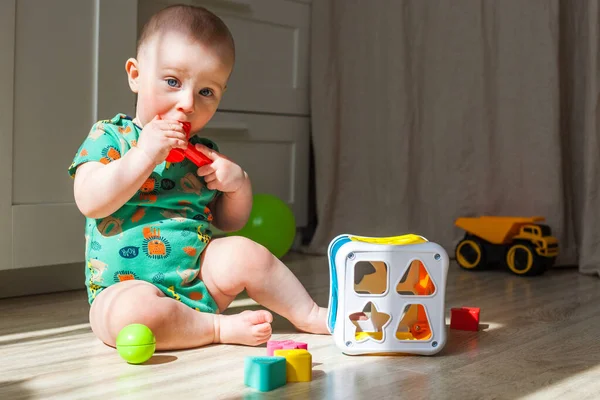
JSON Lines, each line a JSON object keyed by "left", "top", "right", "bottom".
{"left": 307, "top": 0, "right": 600, "bottom": 276}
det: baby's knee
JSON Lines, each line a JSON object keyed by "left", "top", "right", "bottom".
{"left": 227, "top": 236, "right": 275, "bottom": 270}
{"left": 92, "top": 281, "right": 167, "bottom": 345}
{"left": 114, "top": 297, "right": 162, "bottom": 327}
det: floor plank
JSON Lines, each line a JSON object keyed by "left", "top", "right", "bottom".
{"left": 1, "top": 254, "right": 599, "bottom": 399}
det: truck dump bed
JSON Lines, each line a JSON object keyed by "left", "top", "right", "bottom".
{"left": 455, "top": 216, "right": 545, "bottom": 244}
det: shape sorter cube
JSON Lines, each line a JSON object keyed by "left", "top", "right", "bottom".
{"left": 267, "top": 340, "right": 308, "bottom": 356}
{"left": 244, "top": 356, "right": 287, "bottom": 392}
{"left": 273, "top": 349, "right": 312, "bottom": 382}
{"left": 327, "top": 234, "right": 449, "bottom": 356}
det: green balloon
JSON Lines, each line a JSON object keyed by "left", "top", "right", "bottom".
{"left": 116, "top": 324, "right": 156, "bottom": 364}
{"left": 231, "top": 194, "right": 296, "bottom": 258}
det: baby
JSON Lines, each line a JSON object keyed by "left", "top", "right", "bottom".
{"left": 68, "top": 4, "right": 328, "bottom": 350}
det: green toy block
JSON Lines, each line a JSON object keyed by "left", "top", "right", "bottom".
{"left": 244, "top": 356, "right": 287, "bottom": 392}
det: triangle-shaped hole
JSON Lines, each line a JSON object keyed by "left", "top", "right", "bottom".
{"left": 396, "top": 259, "right": 435, "bottom": 296}
{"left": 395, "top": 304, "right": 432, "bottom": 341}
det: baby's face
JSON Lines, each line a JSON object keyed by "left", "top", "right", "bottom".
{"left": 131, "top": 31, "right": 233, "bottom": 133}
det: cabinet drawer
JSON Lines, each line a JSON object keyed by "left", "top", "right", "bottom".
{"left": 203, "top": 111, "right": 309, "bottom": 226}
{"left": 138, "top": 0, "right": 310, "bottom": 115}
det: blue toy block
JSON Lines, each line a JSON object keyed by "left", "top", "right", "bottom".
{"left": 244, "top": 356, "right": 287, "bottom": 392}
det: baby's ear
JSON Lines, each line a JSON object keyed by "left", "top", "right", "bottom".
{"left": 125, "top": 58, "right": 140, "bottom": 93}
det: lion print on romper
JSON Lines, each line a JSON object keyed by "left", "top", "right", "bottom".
{"left": 142, "top": 227, "right": 172, "bottom": 259}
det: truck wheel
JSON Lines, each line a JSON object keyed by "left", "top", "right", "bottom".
{"left": 455, "top": 237, "right": 486, "bottom": 270}
{"left": 505, "top": 242, "right": 547, "bottom": 276}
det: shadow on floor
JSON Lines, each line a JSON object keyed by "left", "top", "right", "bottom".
{"left": 0, "top": 380, "right": 35, "bottom": 400}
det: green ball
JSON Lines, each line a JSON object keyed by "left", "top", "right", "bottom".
{"left": 229, "top": 193, "right": 296, "bottom": 259}
{"left": 116, "top": 324, "right": 156, "bottom": 364}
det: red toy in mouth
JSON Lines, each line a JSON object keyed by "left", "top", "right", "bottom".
{"left": 165, "top": 121, "right": 211, "bottom": 167}
{"left": 180, "top": 121, "right": 191, "bottom": 135}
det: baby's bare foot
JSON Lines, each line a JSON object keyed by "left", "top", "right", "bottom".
{"left": 293, "top": 303, "right": 330, "bottom": 334}
{"left": 216, "top": 310, "right": 273, "bottom": 346}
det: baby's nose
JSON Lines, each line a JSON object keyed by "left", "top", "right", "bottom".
{"left": 177, "top": 91, "right": 195, "bottom": 113}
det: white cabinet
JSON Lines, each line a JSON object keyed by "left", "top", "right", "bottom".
{"left": 0, "top": 1, "right": 16, "bottom": 273}
{"left": 0, "top": 0, "right": 138, "bottom": 273}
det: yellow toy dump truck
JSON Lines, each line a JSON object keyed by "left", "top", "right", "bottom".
{"left": 454, "top": 216, "right": 559, "bottom": 276}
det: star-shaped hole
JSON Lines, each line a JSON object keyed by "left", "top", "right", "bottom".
{"left": 349, "top": 301, "right": 391, "bottom": 342}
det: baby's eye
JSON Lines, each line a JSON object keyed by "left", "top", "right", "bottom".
{"left": 166, "top": 78, "right": 180, "bottom": 88}
{"left": 199, "top": 88, "right": 213, "bottom": 97}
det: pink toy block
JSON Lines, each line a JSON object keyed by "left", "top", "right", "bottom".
{"left": 450, "top": 307, "right": 480, "bottom": 331}
{"left": 267, "top": 340, "right": 308, "bottom": 356}
{"left": 283, "top": 342, "right": 308, "bottom": 351}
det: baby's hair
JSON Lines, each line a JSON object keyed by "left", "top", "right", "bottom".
{"left": 137, "top": 4, "right": 235, "bottom": 63}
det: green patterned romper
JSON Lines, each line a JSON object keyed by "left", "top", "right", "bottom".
{"left": 68, "top": 113, "right": 220, "bottom": 313}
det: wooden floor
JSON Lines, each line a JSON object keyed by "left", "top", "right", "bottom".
{"left": 1, "top": 253, "right": 600, "bottom": 400}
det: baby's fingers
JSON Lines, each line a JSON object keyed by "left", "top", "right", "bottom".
{"left": 163, "top": 129, "right": 188, "bottom": 149}
{"left": 196, "top": 164, "right": 215, "bottom": 177}
{"left": 203, "top": 172, "right": 217, "bottom": 183}
{"left": 158, "top": 120, "right": 186, "bottom": 133}
{"left": 166, "top": 137, "right": 188, "bottom": 149}
{"left": 164, "top": 130, "right": 187, "bottom": 142}
{"left": 203, "top": 173, "right": 218, "bottom": 190}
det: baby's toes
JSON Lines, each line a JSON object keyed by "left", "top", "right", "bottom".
{"left": 252, "top": 322, "right": 272, "bottom": 340}
{"left": 244, "top": 310, "right": 273, "bottom": 325}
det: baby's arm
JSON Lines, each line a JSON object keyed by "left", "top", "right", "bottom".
{"left": 194, "top": 143, "right": 253, "bottom": 232}
{"left": 74, "top": 117, "right": 187, "bottom": 219}
{"left": 73, "top": 147, "right": 155, "bottom": 219}
{"left": 210, "top": 172, "right": 252, "bottom": 232}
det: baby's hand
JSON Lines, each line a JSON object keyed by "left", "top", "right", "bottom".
{"left": 136, "top": 115, "right": 188, "bottom": 165}
{"left": 195, "top": 144, "right": 247, "bottom": 192}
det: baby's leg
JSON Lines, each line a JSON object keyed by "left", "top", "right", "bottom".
{"left": 200, "top": 236, "right": 329, "bottom": 341}
{"left": 89, "top": 280, "right": 272, "bottom": 350}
